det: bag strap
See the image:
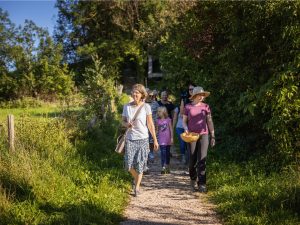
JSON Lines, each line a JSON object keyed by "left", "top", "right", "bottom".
{"left": 131, "top": 103, "right": 145, "bottom": 122}
{"left": 124, "top": 103, "right": 145, "bottom": 135}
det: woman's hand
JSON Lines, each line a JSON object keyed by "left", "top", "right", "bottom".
{"left": 153, "top": 139, "right": 159, "bottom": 151}
{"left": 123, "top": 121, "right": 133, "bottom": 129}
{"left": 122, "top": 118, "right": 133, "bottom": 129}
{"left": 170, "top": 137, "right": 174, "bottom": 145}
{"left": 127, "top": 122, "right": 133, "bottom": 129}
{"left": 210, "top": 137, "right": 215, "bottom": 147}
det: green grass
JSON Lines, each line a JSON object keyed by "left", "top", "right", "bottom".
{"left": 207, "top": 152, "right": 300, "bottom": 225}
{"left": 0, "top": 105, "right": 130, "bottom": 224}
{"left": 0, "top": 106, "right": 60, "bottom": 121}
{"left": 3, "top": 97, "right": 298, "bottom": 225}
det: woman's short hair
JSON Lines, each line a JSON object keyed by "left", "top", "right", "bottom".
{"left": 132, "top": 84, "right": 148, "bottom": 100}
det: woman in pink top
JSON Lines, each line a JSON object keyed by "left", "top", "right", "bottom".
{"left": 183, "top": 86, "right": 215, "bottom": 193}
{"left": 156, "top": 106, "right": 173, "bottom": 174}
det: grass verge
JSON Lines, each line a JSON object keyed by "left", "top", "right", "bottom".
{"left": 207, "top": 151, "right": 300, "bottom": 225}
{"left": 0, "top": 106, "right": 130, "bottom": 224}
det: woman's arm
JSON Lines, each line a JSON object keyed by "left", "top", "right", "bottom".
{"left": 147, "top": 114, "right": 159, "bottom": 150}
{"left": 179, "top": 99, "right": 184, "bottom": 115}
{"left": 207, "top": 113, "right": 215, "bottom": 147}
{"left": 169, "top": 119, "right": 174, "bottom": 145}
{"left": 182, "top": 115, "right": 189, "bottom": 133}
{"left": 173, "top": 109, "right": 178, "bottom": 130}
{"left": 122, "top": 116, "right": 132, "bottom": 129}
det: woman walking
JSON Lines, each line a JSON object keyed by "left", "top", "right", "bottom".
{"left": 182, "top": 86, "right": 215, "bottom": 193}
{"left": 122, "top": 84, "right": 159, "bottom": 196}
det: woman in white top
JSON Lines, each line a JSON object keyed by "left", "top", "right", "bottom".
{"left": 122, "top": 84, "right": 159, "bottom": 196}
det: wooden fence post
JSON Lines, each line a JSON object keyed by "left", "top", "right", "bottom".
{"left": 8, "top": 114, "right": 15, "bottom": 151}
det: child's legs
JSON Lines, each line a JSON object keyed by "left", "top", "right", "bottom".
{"left": 165, "top": 145, "right": 171, "bottom": 165}
{"left": 160, "top": 145, "right": 167, "bottom": 167}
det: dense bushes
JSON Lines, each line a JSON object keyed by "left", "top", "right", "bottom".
{"left": 158, "top": 2, "right": 299, "bottom": 223}
{"left": 160, "top": 1, "right": 300, "bottom": 168}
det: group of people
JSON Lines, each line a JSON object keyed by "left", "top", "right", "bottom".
{"left": 121, "top": 83, "right": 215, "bottom": 197}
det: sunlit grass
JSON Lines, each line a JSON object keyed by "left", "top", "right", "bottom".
{"left": 208, "top": 153, "right": 300, "bottom": 225}
{"left": 0, "top": 105, "right": 130, "bottom": 224}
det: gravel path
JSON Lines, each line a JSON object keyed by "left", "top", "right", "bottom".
{"left": 120, "top": 149, "right": 222, "bottom": 225}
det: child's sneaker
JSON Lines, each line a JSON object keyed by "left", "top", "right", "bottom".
{"left": 165, "top": 166, "right": 171, "bottom": 174}
{"left": 161, "top": 167, "right": 167, "bottom": 174}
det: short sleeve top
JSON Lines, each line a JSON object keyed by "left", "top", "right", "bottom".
{"left": 157, "top": 118, "right": 172, "bottom": 145}
{"left": 184, "top": 103, "right": 211, "bottom": 134}
{"left": 174, "top": 107, "right": 184, "bottom": 129}
{"left": 122, "top": 103, "right": 152, "bottom": 140}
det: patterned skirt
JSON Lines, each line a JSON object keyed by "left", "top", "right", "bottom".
{"left": 124, "top": 138, "right": 149, "bottom": 174}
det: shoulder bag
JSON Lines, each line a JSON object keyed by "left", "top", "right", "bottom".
{"left": 115, "top": 103, "right": 144, "bottom": 154}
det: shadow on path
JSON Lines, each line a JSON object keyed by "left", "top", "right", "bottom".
{"left": 120, "top": 149, "right": 222, "bottom": 225}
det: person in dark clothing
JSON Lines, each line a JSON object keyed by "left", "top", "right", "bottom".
{"left": 180, "top": 83, "right": 195, "bottom": 115}
{"left": 157, "top": 91, "right": 176, "bottom": 120}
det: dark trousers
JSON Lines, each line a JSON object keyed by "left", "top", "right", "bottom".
{"left": 187, "top": 134, "right": 209, "bottom": 185}
{"left": 160, "top": 145, "right": 171, "bottom": 167}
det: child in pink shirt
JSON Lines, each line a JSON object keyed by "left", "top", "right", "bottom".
{"left": 156, "top": 106, "right": 173, "bottom": 174}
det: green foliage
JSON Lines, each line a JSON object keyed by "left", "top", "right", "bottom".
{"left": 81, "top": 55, "right": 118, "bottom": 121}
{"left": 0, "top": 10, "right": 74, "bottom": 101}
{"left": 159, "top": 1, "right": 300, "bottom": 167}
{"left": 1, "top": 2, "right": 299, "bottom": 224}
{"left": 55, "top": 1, "right": 192, "bottom": 84}
{"left": 255, "top": 65, "right": 300, "bottom": 167}
{"left": 208, "top": 151, "right": 300, "bottom": 225}
{"left": 0, "top": 97, "right": 45, "bottom": 109}
{"left": 0, "top": 107, "right": 129, "bottom": 224}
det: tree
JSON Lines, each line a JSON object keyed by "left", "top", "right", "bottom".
{"left": 159, "top": 1, "right": 300, "bottom": 166}
{"left": 81, "top": 55, "right": 117, "bottom": 121}
{"left": 0, "top": 8, "right": 74, "bottom": 101}
{"left": 54, "top": 0, "right": 192, "bottom": 84}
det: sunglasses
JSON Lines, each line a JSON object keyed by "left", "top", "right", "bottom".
{"left": 189, "top": 88, "right": 194, "bottom": 91}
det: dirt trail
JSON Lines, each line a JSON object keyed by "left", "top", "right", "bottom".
{"left": 120, "top": 149, "right": 222, "bottom": 225}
